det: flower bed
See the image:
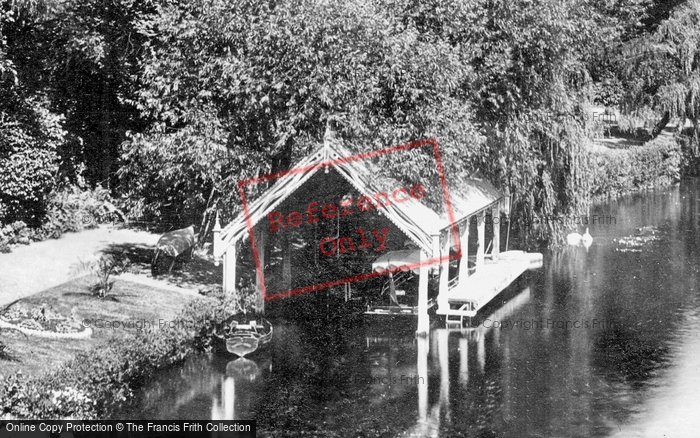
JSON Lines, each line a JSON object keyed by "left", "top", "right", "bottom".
{"left": 0, "top": 303, "right": 90, "bottom": 339}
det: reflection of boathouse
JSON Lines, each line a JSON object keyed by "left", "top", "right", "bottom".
{"left": 213, "top": 138, "right": 541, "bottom": 333}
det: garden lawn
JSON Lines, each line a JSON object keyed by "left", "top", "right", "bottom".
{"left": 0, "top": 276, "right": 197, "bottom": 378}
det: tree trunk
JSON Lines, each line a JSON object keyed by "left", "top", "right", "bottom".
{"left": 270, "top": 136, "right": 294, "bottom": 175}
{"left": 650, "top": 111, "right": 670, "bottom": 140}
{"left": 197, "top": 186, "right": 216, "bottom": 248}
{"left": 282, "top": 231, "right": 292, "bottom": 295}
{"left": 100, "top": 0, "right": 114, "bottom": 189}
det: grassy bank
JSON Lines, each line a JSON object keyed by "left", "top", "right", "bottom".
{"left": 0, "top": 277, "right": 196, "bottom": 377}
{"left": 0, "top": 277, "right": 226, "bottom": 419}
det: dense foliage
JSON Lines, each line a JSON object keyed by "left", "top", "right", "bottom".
{"left": 0, "top": 92, "right": 61, "bottom": 225}
{"left": 0, "top": 185, "right": 120, "bottom": 253}
{"left": 1, "top": 0, "right": 699, "bottom": 243}
{"left": 589, "top": 136, "right": 681, "bottom": 199}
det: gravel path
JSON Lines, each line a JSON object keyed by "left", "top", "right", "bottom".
{"left": 0, "top": 225, "right": 161, "bottom": 307}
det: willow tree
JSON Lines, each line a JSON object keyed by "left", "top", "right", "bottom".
{"left": 462, "top": 0, "right": 630, "bottom": 242}
{"left": 654, "top": 1, "right": 700, "bottom": 133}
{"left": 617, "top": 1, "right": 700, "bottom": 172}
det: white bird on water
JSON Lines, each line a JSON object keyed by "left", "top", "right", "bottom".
{"left": 581, "top": 227, "right": 593, "bottom": 248}
{"left": 566, "top": 232, "right": 582, "bottom": 246}
{"left": 567, "top": 227, "right": 593, "bottom": 248}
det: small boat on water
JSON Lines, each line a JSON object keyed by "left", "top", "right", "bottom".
{"left": 214, "top": 316, "right": 273, "bottom": 357}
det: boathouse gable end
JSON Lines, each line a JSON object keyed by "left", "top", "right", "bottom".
{"left": 215, "top": 141, "right": 450, "bottom": 259}
{"left": 215, "top": 142, "right": 505, "bottom": 262}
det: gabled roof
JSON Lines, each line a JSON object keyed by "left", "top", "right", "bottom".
{"left": 218, "top": 140, "right": 503, "bottom": 256}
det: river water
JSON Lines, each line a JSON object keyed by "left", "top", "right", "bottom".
{"left": 119, "top": 179, "right": 700, "bottom": 437}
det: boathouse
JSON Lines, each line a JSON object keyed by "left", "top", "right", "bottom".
{"left": 213, "top": 138, "right": 540, "bottom": 333}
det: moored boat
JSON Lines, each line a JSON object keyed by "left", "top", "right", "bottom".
{"left": 365, "top": 249, "right": 438, "bottom": 316}
{"left": 214, "top": 315, "right": 273, "bottom": 357}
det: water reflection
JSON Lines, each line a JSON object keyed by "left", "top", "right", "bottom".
{"left": 212, "top": 358, "right": 269, "bottom": 420}
{"left": 406, "top": 286, "right": 533, "bottom": 437}
{"left": 121, "top": 180, "right": 700, "bottom": 437}
{"left": 212, "top": 376, "right": 234, "bottom": 421}
{"left": 226, "top": 358, "right": 263, "bottom": 381}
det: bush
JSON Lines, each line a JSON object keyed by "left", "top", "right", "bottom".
{"left": 615, "top": 108, "right": 658, "bottom": 141}
{"left": 589, "top": 135, "right": 681, "bottom": 199}
{"left": 68, "top": 252, "right": 131, "bottom": 298}
{"left": 0, "top": 99, "right": 64, "bottom": 226}
{"left": 0, "top": 221, "right": 30, "bottom": 252}
{"left": 0, "top": 297, "right": 224, "bottom": 419}
{"left": 0, "top": 185, "right": 126, "bottom": 253}
{"left": 678, "top": 129, "right": 700, "bottom": 176}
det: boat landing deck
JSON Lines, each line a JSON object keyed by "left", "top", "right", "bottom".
{"left": 437, "top": 251, "right": 543, "bottom": 320}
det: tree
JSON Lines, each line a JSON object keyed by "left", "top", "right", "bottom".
{"left": 460, "top": 0, "right": 626, "bottom": 239}
{"left": 0, "top": 3, "right": 63, "bottom": 225}
{"left": 4, "top": 0, "right": 154, "bottom": 188}
{"left": 121, "top": 0, "right": 481, "bottom": 225}
{"left": 617, "top": 0, "right": 700, "bottom": 142}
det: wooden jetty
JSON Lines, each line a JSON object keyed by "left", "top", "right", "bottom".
{"left": 437, "top": 251, "right": 542, "bottom": 326}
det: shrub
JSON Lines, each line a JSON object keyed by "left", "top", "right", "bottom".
{"left": 0, "top": 302, "right": 25, "bottom": 362}
{"left": 41, "top": 184, "right": 126, "bottom": 235}
{"left": 0, "top": 99, "right": 64, "bottom": 226}
{"left": 593, "top": 73, "right": 624, "bottom": 108}
{"left": 0, "top": 185, "right": 126, "bottom": 253}
{"left": 615, "top": 108, "right": 658, "bottom": 141}
{"left": 589, "top": 135, "right": 681, "bottom": 199}
{"left": 678, "top": 129, "right": 700, "bottom": 176}
{"left": 68, "top": 252, "right": 131, "bottom": 298}
{"left": 0, "top": 221, "right": 30, "bottom": 252}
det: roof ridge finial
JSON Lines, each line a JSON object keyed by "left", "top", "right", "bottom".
{"left": 323, "top": 118, "right": 336, "bottom": 147}
{"left": 213, "top": 210, "right": 221, "bottom": 232}
{"left": 322, "top": 117, "right": 338, "bottom": 164}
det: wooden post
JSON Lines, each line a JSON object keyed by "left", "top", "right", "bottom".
{"left": 223, "top": 243, "right": 237, "bottom": 297}
{"left": 439, "top": 228, "right": 451, "bottom": 296}
{"left": 417, "top": 249, "right": 430, "bottom": 336}
{"left": 492, "top": 202, "right": 500, "bottom": 260}
{"left": 255, "top": 226, "right": 266, "bottom": 313}
{"left": 222, "top": 252, "right": 228, "bottom": 295}
{"left": 458, "top": 220, "right": 470, "bottom": 281}
{"left": 212, "top": 211, "right": 222, "bottom": 266}
{"left": 431, "top": 233, "right": 440, "bottom": 277}
{"left": 477, "top": 210, "right": 485, "bottom": 268}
